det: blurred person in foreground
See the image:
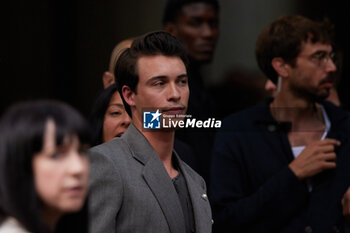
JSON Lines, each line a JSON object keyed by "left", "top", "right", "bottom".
{"left": 0, "top": 100, "right": 90, "bottom": 233}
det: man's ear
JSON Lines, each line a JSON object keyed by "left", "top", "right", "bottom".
{"left": 122, "top": 85, "right": 136, "bottom": 107}
{"left": 271, "top": 57, "right": 289, "bottom": 77}
{"left": 102, "top": 72, "right": 115, "bottom": 89}
{"left": 164, "top": 23, "right": 178, "bottom": 36}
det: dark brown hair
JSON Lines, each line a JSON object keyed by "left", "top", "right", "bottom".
{"left": 255, "top": 15, "right": 334, "bottom": 84}
{"left": 114, "top": 31, "right": 188, "bottom": 117}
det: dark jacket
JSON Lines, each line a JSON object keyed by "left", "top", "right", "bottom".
{"left": 210, "top": 98, "right": 350, "bottom": 233}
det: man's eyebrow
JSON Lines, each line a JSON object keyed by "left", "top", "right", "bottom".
{"left": 145, "top": 73, "right": 188, "bottom": 85}
{"left": 177, "top": 74, "right": 188, "bottom": 79}
{"left": 310, "top": 50, "right": 334, "bottom": 58}
{"left": 313, "top": 50, "right": 328, "bottom": 54}
{"left": 146, "top": 75, "right": 168, "bottom": 85}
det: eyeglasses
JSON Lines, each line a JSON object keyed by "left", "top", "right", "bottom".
{"left": 302, "top": 51, "right": 336, "bottom": 67}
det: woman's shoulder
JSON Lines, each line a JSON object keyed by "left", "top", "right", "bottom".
{"left": 0, "top": 217, "right": 29, "bottom": 233}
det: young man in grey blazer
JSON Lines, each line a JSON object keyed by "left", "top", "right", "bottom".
{"left": 88, "top": 31, "right": 212, "bottom": 233}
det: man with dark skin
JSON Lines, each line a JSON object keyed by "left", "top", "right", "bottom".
{"left": 162, "top": 0, "right": 220, "bottom": 184}
{"left": 163, "top": 0, "right": 219, "bottom": 64}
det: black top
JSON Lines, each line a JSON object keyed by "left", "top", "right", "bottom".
{"left": 172, "top": 167, "right": 195, "bottom": 233}
{"left": 211, "top": 98, "right": 350, "bottom": 233}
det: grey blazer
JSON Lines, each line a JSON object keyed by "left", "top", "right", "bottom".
{"left": 88, "top": 124, "right": 212, "bottom": 233}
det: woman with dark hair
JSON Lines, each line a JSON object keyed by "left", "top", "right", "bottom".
{"left": 90, "top": 84, "right": 131, "bottom": 146}
{"left": 0, "top": 100, "right": 90, "bottom": 233}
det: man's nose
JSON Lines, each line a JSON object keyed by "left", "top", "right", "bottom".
{"left": 201, "top": 23, "right": 216, "bottom": 38}
{"left": 325, "top": 58, "right": 337, "bottom": 72}
{"left": 167, "top": 83, "right": 181, "bottom": 102}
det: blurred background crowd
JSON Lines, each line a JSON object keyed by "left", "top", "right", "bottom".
{"left": 1, "top": 0, "right": 349, "bottom": 116}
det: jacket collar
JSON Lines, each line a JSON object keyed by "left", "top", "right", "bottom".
{"left": 253, "top": 98, "right": 349, "bottom": 133}
{"left": 121, "top": 124, "right": 187, "bottom": 233}
{"left": 252, "top": 98, "right": 291, "bottom": 132}
{"left": 320, "top": 100, "right": 350, "bottom": 143}
{"left": 121, "top": 123, "right": 156, "bottom": 165}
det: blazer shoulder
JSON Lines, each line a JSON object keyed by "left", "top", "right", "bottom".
{"left": 90, "top": 137, "right": 132, "bottom": 161}
{"left": 221, "top": 102, "right": 267, "bottom": 131}
{"left": 90, "top": 137, "right": 126, "bottom": 152}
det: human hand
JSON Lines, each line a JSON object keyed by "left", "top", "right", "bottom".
{"left": 342, "top": 187, "right": 350, "bottom": 224}
{"left": 288, "top": 138, "right": 340, "bottom": 180}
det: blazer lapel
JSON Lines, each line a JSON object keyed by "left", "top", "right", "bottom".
{"left": 143, "top": 157, "right": 186, "bottom": 233}
{"left": 176, "top": 154, "right": 212, "bottom": 233}
{"left": 123, "top": 124, "right": 186, "bottom": 233}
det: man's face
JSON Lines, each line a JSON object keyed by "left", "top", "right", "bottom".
{"left": 130, "top": 55, "right": 189, "bottom": 127}
{"left": 287, "top": 41, "right": 337, "bottom": 100}
{"left": 168, "top": 3, "right": 219, "bottom": 63}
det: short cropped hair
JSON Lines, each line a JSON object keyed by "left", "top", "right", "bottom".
{"left": 162, "top": 0, "right": 219, "bottom": 26}
{"left": 114, "top": 31, "right": 188, "bottom": 117}
{"left": 255, "top": 14, "right": 334, "bottom": 84}
{"left": 0, "top": 100, "right": 91, "bottom": 233}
